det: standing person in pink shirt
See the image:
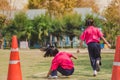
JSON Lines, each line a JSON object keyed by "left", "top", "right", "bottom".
{"left": 80, "top": 18, "right": 111, "bottom": 76}
{"left": 44, "top": 47, "right": 77, "bottom": 79}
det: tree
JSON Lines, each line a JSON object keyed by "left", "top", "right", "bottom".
{"left": 0, "top": 0, "right": 11, "bottom": 30}
{"left": 13, "top": 12, "right": 30, "bottom": 39}
{"left": 28, "top": 0, "right": 76, "bottom": 17}
{"left": 0, "top": 0, "right": 12, "bottom": 19}
{"left": 103, "top": 0, "right": 120, "bottom": 48}
{"left": 104, "top": 0, "right": 120, "bottom": 26}
{"left": 5, "top": 12, "right": 33, "bottom": 45}
{"left": 0, "top": 0, "right": 10, "bottom": 48}
{"left": 32, "top": 14, "right": 52, "bottom": 46}
{"left": 0, "top": 0, "right": 11, "bottom": 10}
{"left": 32, "top": 0, "right": 76, "bottom": 17}
{"left": 63, "top": 13, "right": 82, "bottom": 48}
{"left": 0, "top": 14, "right": 6, "bottom": 29}
{"left": 28, "top": 0, "right": 46, "bottom": 9}
{"left": 50, "top": 17, "right": 65, "bottom": 47}
{"left": 75, "top": 0, "right": 99, "bottom": 13}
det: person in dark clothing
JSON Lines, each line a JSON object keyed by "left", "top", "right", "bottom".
{"left": 80, "top": 18, "right": 111, "bottom": 76}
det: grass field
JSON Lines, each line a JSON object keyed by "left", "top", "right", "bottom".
{"left": 0, "top": 49, "right": 114, "bottom": 80}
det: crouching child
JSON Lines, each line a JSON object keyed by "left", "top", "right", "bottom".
{"left": 44, "top": 47, "right": 77, "bottom": 79}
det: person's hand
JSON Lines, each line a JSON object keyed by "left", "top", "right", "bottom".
{"left": 75, "top": 57, "right": 77, "bottom": 59}
{"left": 46, "top": 74, "right": 49, "bottom": 78}
{"left": 46, "top": 69, "right": 51, "bottom": 78}
{"left": 72, "top": 55, "right": 77, "bottom": 59}
{"left": 77, "top": 49, "right": 80, "bottom": 53}
{"left": 107, "top": 44, "right": 111, "bottom": 48}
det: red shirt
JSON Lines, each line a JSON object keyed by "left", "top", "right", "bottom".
{"left": 80, "top": 26, "right": 103, "bottom": 44}
{"left": 50, "top": 52, "right": 74, "bottom": 71}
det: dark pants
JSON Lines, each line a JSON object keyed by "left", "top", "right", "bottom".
{"left": 88, "top": 42, "right": 101, "bottom": 70}
{"left": 51, "top": 66, "right": 74, "bottom": 76}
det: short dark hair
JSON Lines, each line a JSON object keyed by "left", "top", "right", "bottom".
{"left": 44, "top": 47, "right": 59, "bottom": 57}
{"left": 85, "top": 18, "right": 94, "bottom": 26}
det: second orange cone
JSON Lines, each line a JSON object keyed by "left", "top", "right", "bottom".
{"left": 111, "top": 35, "right": 120, "bottom": 80}
{"left": 7, "top": 35, "right": 22, "bottom": 80}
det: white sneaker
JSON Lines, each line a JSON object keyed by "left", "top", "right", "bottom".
{"left": 48, "top": 75, "right": 58, "bottom": 79}
{"left": 93, "top": 70, "right": 97, "bottom": 76}
{"left": 96, "top": 60, "right": 100, "bottom": 71}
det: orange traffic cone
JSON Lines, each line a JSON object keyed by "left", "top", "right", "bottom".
{"left": 7, "top": 35, "right": 22, "bottom": 80}
{"left": 111, "top": 35, "right": 120, "bottom": 80}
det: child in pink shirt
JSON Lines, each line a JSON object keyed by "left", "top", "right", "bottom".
{"left": 80, "top": 18, "right": 111, "bottom": 76}
{"left": 44, "top": 47, "right": 77, "bottom": 79}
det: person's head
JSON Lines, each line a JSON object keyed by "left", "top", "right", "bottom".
{"left": 44, "top": 46, "right": 59, "bottom": 57}
{"left": 85, "top": 18, "right": 94, "bottom": 26}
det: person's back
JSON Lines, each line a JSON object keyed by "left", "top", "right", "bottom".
{"left": 53, "top": 52, "right": 74, "bottom": 69}
{"left": 81, "top": 26, "right": 103, "bottom": 44}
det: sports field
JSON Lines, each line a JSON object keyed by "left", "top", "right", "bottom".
{"left": 0, "top": 48, "right": 114, "bottom": 80}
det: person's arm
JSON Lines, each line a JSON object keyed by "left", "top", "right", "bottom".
{"left": 80, "top": 40, "right": 83, "bottom": 47}
{"left": 101, "top": 36, "right": 111, "bottom": 48}
{"left": 47, "top": 69, "right": 52, "bottom": 77}
{"left": 72, "top": 54, "right": 77, "bottom": 59}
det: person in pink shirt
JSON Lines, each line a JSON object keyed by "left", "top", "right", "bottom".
{"left": 44, "top": 47, "right": 77, "bottom": 79}
{"left": 80, "top": 18, "right": 111, "bottom": 76}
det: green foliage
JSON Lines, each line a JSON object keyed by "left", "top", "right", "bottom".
{"left": 32, "top": 14, "right": 52, "bottom": 44}
{"left": 63, "top": 13, "right": 82, "bottom": 37}
{"left": 4, "top": 11, "right": 113, "bottom": 48}
{"left": 103, "top": 0, "right": 120, "bottom": 48}
{"left": 4, "top": 12, "right": 33, "bottom": 41}
{"left": 14, "top": 12, "right": 33, "bottom": 40}
{"left": 62, "top": 13, "right": 82, "bottom": 47}
{"left": 0, "top": 14, "right": 6, "bottom": 29}
{"left": 51, "top": 17, "right": 65, "bottom": 36}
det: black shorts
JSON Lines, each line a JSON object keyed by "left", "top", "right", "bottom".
{"left": 88, "top": 42, "right": 101, "bottom": 59}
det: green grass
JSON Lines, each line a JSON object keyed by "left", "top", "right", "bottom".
{"left": 0, "top": 49, "right": 114, "bottom": 80}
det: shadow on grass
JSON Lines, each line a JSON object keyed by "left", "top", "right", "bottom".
{"left": 26, "top": 74, "right": 73, "bottom": 80}
{"left": 26, "top": 75, "right": 47, "bottom": 79}
{"left": 27, "top": 76, "right": 64, "bottom": 80}
{"left": 26, "top": 72, "right": 108, "bottom": 80}
{"left": 26, "top": 75, "right": 76, "bottom": 80}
